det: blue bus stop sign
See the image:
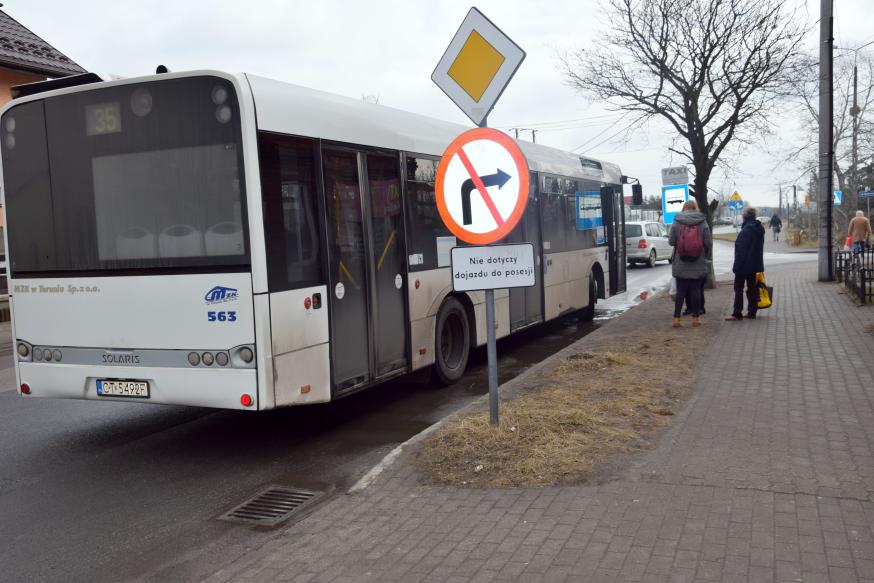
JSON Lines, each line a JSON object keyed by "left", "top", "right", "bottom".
{"left": 662, "top": 184, "right": 689, "bottom": 225}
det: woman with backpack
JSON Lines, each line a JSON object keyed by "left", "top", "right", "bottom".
{"left": 668, "top": 199, "right": 712, "bottom": 327}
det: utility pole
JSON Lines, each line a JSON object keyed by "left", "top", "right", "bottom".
{"left": 818, "top": 0, "right": 834, "bottom": 281}
{"left": 779, "top": 184, "right": 783, "bottom": 217}
{"left": 852, "top": 65, "right": 859, "bottom": 201}
{"left": 510, "top": 128, "right": 520, "bottom": 139}
{"left": 530, "top": 129, "right": 537, "bottom": 143}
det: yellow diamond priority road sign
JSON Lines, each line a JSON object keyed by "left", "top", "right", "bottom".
{"left": 432, "top": 7, "right": 526, "bottom": 126}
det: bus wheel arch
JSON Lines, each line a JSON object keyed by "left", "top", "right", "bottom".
{"left": 433, "top": 293, "right": 473, "bottom": 385}
{"left": 580, "top": 264, "right": 604, "bottom": 322}
{"left": 592, "top": 263, "right": 605, "bottom": 299}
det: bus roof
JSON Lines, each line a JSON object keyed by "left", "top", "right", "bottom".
{"left": 245, "top": 73, "right": 623, "bottom": 185}
{"left": 4, "top": 69, "right": 623, "bottom": 185}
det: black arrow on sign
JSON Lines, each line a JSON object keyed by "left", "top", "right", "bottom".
{"left": 460, "top": 169, "right": 512, "bottom": 225}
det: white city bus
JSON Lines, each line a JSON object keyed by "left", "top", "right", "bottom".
{"left": 1, "top": 70, "right": 626, "bottom": 410}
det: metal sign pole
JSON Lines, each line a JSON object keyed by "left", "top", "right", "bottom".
{"left": 485, "top": 287, "right": 498, "bottom": 425}
{"left": 478, "top": 115, "right": 499, "bottom": 426}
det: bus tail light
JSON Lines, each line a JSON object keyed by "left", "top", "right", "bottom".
{"left": 638, "top": 239, "right": 648, "bottom": 249}
{"left": 300, "top": 385, "right": 311, "bottom": 394}
{"left": 304, "top": 296, "right": 311, "bottom": 310}
{"left": 239, "top": 347, "right": 254, "bottom": 363}
{"left": 240, "top": 393, "right": 253, "bottom": 407}
{"left": 20, "top": 383, "right": 31, "bottom": 395}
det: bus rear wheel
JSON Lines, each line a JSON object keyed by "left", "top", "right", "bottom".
{"left": 579, "top": 276, "right": 597, "bottom": 321}
{"left": 434, "top": 296, "right": 470, "bottom": 385}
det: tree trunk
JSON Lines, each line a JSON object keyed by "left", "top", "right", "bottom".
{"left": 693, "top": 175, "right": 718, "bottom": 289}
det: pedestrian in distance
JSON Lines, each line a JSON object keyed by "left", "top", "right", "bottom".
{"left": 668, "top": 199, "right": 711, "bottom": 328}
{"left": 726, "top": 206, "right": 765, "bottom": 321}
{"left": 770, "top": 213, "right": 782, "bottom": 242}
{"left": 848, "top": 210, "right": 872, "bottom": 263}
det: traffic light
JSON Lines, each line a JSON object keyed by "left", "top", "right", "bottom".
{"left": 631, "top": 183, "right": 643, "bottom": 205}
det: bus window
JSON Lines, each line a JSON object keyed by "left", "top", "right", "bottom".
{"left": 2, "top": 76, "right": 249, "bottom": 276}
{"left": 540, "top": 174, "right": 566, "bottom": 253}
{"left": 0, "top": 101, "right": 56, "bottom": 272}
{"left": 404, "top": 155, "right": 452, "bottom": 271}
{"left": 259, "top": 133, "right": 323, "bottom": 291}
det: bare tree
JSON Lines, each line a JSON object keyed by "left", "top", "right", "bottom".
{"left": 561, "top": 0, "right": 808, "bottom": 225}
{"left": 787, "top": 52, "right": 874, "bottom": 235}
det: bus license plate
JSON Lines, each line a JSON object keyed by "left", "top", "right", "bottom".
{"left": 97, "top": 380, "right": 150, "bottom": 398}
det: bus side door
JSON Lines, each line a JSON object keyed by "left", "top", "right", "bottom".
{"left": 322, "top": 148, "right": 408, "bottom": 393}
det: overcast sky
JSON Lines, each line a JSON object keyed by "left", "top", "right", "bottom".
{"left": 6, "top": 0, "right": 871, "bottom": 206}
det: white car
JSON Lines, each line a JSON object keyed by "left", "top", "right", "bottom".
{"left": 625, "top": 221, "right": 672, "bottom": 267}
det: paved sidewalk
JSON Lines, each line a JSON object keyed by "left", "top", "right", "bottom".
{"left": 200, "top": 262, "right": 874, "bottom": 583}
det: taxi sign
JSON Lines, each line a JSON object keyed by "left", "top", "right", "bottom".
{"left": 432, "top": 7, "right": 526, "bottom": 126}
{"left": 435, "top": 127, "right": 529, "bottom": 245}
{"left": 661, "top": 166, "right": 688, "bottom": 186}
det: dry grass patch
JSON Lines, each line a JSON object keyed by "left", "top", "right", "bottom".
{"left": 416, "top": 332, "right": 701, "bottom": 488}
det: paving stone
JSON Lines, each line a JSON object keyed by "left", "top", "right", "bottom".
{"left": 195, "top": 265, "right": 874, "bottom": 583}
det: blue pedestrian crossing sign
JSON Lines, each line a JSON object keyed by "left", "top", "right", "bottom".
{"left": 833, "top": 190, "right": 842, "bottom": 206}
{"left": 728, "top": 191, "right": 743, "bottom": 210}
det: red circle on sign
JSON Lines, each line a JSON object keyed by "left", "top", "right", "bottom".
{"left": 435, "top": 128, "right": 530, "bottom": 245}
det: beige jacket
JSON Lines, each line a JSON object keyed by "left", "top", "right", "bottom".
{"left": 849, "top": 216, "right": 872, "bottom": 243}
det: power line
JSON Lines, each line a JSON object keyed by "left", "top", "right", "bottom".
{"left": 570, "top": 112, "right": 633, "bottom": 152}
{"left": 493, "top": 112, "right": 626, "bottom": 130}
{"left": 573, "top": 114, "right": 637, "bottom": 153}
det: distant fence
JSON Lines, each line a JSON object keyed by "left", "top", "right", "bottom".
{"left": 835, "top": 250, "right": 874, "bottom": 304}
{"left": 625, "top": 207, "right": 662, "bottom": 222}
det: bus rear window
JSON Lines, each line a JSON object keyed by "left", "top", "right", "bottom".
{"left": 1, "top": 76, "right": 249, "bottom": 276}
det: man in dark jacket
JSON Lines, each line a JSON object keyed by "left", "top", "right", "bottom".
{"left": 770, "top": 213, "right": 783, "bottom": 242}
{"left": 726, "top": 207, "right": 765, "bottom": 320}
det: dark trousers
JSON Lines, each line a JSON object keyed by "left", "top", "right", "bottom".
{"left": 733, "top": 273, "right": 758, "bottom": 316}
{"left": 674, "top": 278, "right": 702, "bottom": 317}
{"left": 684, "top": 276, "right": 706, "bottom": 314}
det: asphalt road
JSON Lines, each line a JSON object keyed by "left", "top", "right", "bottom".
{"left": 0, "top": 308, "right": 607, "bottom": 583}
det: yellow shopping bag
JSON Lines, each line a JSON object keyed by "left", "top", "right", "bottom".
{"left": 756, "top": 272, "right": 773, "bottom": 309}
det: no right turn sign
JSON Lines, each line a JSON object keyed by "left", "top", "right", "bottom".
{"left": 435, "top": 127, "right": 529, "bottom": 245}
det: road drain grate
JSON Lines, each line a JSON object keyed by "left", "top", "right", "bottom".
{"left": 220, "top": 486, "right": 321, "bottom": 526}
